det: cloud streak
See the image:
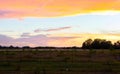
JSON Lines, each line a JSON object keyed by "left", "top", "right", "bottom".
{"left": 34, "top": 26, "right": 71, "bottom": 33}
{"left": 21, "top": 33, "right": 31, "bottom": 37}
{"left": 0, "top": 0, "right": 120, "bottom": 18}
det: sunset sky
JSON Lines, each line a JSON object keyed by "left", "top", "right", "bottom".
{"left": 0, "top": 0, "right": 120, "bottom": 47}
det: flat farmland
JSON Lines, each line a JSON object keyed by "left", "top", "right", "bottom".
{"left": 0, "top": 49, "right": 120, "bottom": 74}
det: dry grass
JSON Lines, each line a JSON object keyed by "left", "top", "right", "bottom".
{"left": 0, "top": 49, "right": 120, "bottom": 74}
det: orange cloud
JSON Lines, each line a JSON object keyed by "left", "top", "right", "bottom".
{"left": 0, "top": 0, "right": 120, "bottom": 18}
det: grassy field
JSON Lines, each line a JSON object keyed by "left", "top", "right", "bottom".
{"left": 0, "top": 49, "right": 120, "bottom": 74}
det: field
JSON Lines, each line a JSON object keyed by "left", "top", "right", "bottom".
{"left": 0, "top": 49, "right": 120, "bottom": 74}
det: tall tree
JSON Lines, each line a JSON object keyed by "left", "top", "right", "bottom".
{"left": 82, "top": 38, "right": 113, "bottom": 49}
{"left": 114, "top": 41, "right": 120, "bottom": 49}
{"left": 82, "top": 39, "right": 93, "bottom": 49}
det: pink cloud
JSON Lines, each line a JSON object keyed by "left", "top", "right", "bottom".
{"left": 0, "top": 34, "right": 78, "bottom": 47}
{"left": 1, "top": 0, "right": 120, "bottom": 18}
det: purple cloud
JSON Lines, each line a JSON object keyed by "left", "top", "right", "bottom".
{"left": 0, "top": 34, "right": 78, "bottom": 47}
{"left": 0, "top": 10, "right": 16, "bottom": 16}
{"left": 0, "top": 34, "right": 14, "bottom": 46}
{"left": 0, "top": 10, "right": 9, "bottom": 16}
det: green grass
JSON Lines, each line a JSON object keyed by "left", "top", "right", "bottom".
{"left": 0, "top": 49, "right": 120, "bottom": 74}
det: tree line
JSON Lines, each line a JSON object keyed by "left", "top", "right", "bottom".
{"left": 0, "top": 45, "right": 81, "bottom": 49}
{"left": 0, "top": 46, "right": 57, "bottom": 49}
{"left": 82, "top": 38, "right": 120, "bottom": 49}
{"left": 0, "top": 38, "right": 119, "bottom": 49}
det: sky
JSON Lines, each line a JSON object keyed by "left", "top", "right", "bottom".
{"left": 0, "top": 0, "right": 120, "bottom": 47}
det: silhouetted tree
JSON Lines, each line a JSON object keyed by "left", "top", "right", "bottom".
{"left": 82, "top": 38, "right": 112, "bottom": 49}
{"left": 0, "top": 45, "right": 2, "bottom": 49}
{"left": 9, "top": 45, "right": 14, "bottom": 49}
{"left": 114, "top": 41, "right": 120, "bottom": 49}
{"left": 82, "top": 39, "right": 93, "bottom": 49}
{"left": 91, "top": 39, "right": 102, "bottom": 49}
{"left": 100, "top": 40, "right": 112, "bottom": 49}
{"left": 22, "top": 46, "right": 30, "bottom": 49}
